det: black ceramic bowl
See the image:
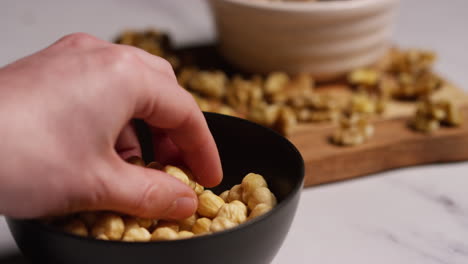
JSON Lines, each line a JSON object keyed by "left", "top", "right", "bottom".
{"left": 7, "top": 112, "right": 304, "bottom": 264}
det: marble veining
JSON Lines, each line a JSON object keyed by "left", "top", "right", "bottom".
{"left": 350, "top": 177, "right": 468, "bottom": 264}
{"left": 389, "top": 178, "right": 468, "bottom": 229}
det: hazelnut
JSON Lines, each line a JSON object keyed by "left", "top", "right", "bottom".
{"left": 217, "top": 200, "right": 247, "bottom": 224}
{"left": 178, "top": 231, "right": 195, "bottom": 239}
{"left": 125, "top": 156, "right": 145, "bottom": 167}
{"left": 122, "top": 227, "right": 151, "bottom": 242}
{"left": 146, "top": 161, "right": 163, "bottom": 170}
{"left": 219, "top": 190, "right": 230, "bottom": 202}
{"left": 156, "top": 220, "right": 180, "bottom": 232}
{"left": 192, "top": 218, "right": 212, "bottom": 235}
{"left": 164, "top": 165, "right": 190, "bottom": 186}
{"left": 135, "top": 218, "right": 153, "bottom": 229}
{"left": 197, "top": 191, "right": 225, "bottom": 218}
{"left": 227, "top": 184, "right": 244, "bottom": 203}
{"left": 247, "top": 187, "right": 277, "bottom": 210}
{"left": 178, "top": 214, "right": 198, "bottom": 231}
{"left": 123, "top": 217, "right": 139, "bottom": 232}
{"left": 241, "top": 173, "right": 267, "bottom": 201}
{"left": 63, "top": 219, "right": 88, "bottom": 237}
{"left": 78, "top": 211, "right": 98, "bottom": 228}
{"left": 248, "top": 203, "right": 273, "bottom": 220}
{"left": 91, "top": 213, "right": 125, "bottom": 241}
{"left": 210, "top": 217, "right": 238, "bottom": 233}
{"left": 151, "top": 227, "right": 179, "bottom": 241}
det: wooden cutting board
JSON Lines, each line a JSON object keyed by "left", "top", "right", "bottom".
{"left": 290, "top": 83, "right": 468, "bottom": 187}
{"left": 173, "top": 44, "right": 468, "bottom": 187}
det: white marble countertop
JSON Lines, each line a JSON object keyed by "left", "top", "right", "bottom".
{"left": 0, "top": 0, "right": 467, "bottom": 263}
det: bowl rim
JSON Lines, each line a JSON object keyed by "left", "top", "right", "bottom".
{"left": 212, "top": 0, "right": 399, "bottom": 13}
{"left": 10, "top": 112, "right": 305, "bottom": 246}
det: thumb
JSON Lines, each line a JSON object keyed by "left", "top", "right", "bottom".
{"left": 88, "top": 158, "right": 198, "bottom": 220}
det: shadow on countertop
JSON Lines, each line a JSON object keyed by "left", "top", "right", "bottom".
{"left": 0, "top": 253, "right": 29, "bottom": 264}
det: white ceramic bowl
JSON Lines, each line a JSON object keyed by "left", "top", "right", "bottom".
{"left": 208, "top": 0, "right": 399, "bottom": 80}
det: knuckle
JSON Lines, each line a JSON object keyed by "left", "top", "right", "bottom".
{"left": 157, "top": 57, "right": 177, "bottom": 80}
{"left": 183, "top": 89, "right": 201, "bottom": 111}
{"left": 97, "top": 47, "right": 146, "bottom": 86}
{"left": 101, "top": 46, "right": 140, "bottom": 73}
{"left": 103, "top": 46, "right": 131, "bottom": 63}
{"left": 56, "top": 32, "right": 98, "bottom": 49}
{"left": 158, "top": 57, "right": 174, "bottom": 72}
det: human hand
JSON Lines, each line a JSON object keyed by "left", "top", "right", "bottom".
{"left": 0, "top": 33, "right": 222, "bottom": 220}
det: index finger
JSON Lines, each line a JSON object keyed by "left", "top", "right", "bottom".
{"left": 132, "top": 63, "right": 222, "bottom": 187}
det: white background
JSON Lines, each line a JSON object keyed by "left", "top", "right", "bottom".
{"left": 0, "top": 0, "right": 467, "bottom": 263}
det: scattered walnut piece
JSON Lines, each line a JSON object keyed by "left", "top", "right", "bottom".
{"left": 264, "top": 72, "right": 290, "bottom": 96}
{"left": 387, "top": 49, "right": 443, "bottom": 100}
{"left": 389, "top": 49, "right": 436, "bottom": 75}
{"left": 410, "top": 98, "right": 463, "bottom": 133}
{"left": 349, "top": 92, "right": 386, "bottom": 115}
{"left": 348, "top": 49, "right": 442, "bottom": 101}
{"left": 177, "top": 68, "right": 314, "bottom": 135}
{"left": 188, "top": 71, "right": 227, "bottom": 99}
{"left": 273, "top": 106, "right": 297, "bottom": 136}
{"left": 392, "top": 71, "right": 442, "bottom": 100}
{"left": 331, "top": 113, "right": 374, "bottom": 146}
{"left": 227, "top": 75, "right": 264, "bottom": 112}
{"left": 115, "top": 29, "right": 179, "bottom": 69}
{"left": 247, "top": 102, "right": 281, "bottom": 127}
{"left": 348, "top": 68, "right": 380, "bottom": 88}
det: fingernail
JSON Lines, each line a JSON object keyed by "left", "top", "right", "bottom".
{"left": 164, "top": 197, "right": 197, "bottom": 219}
